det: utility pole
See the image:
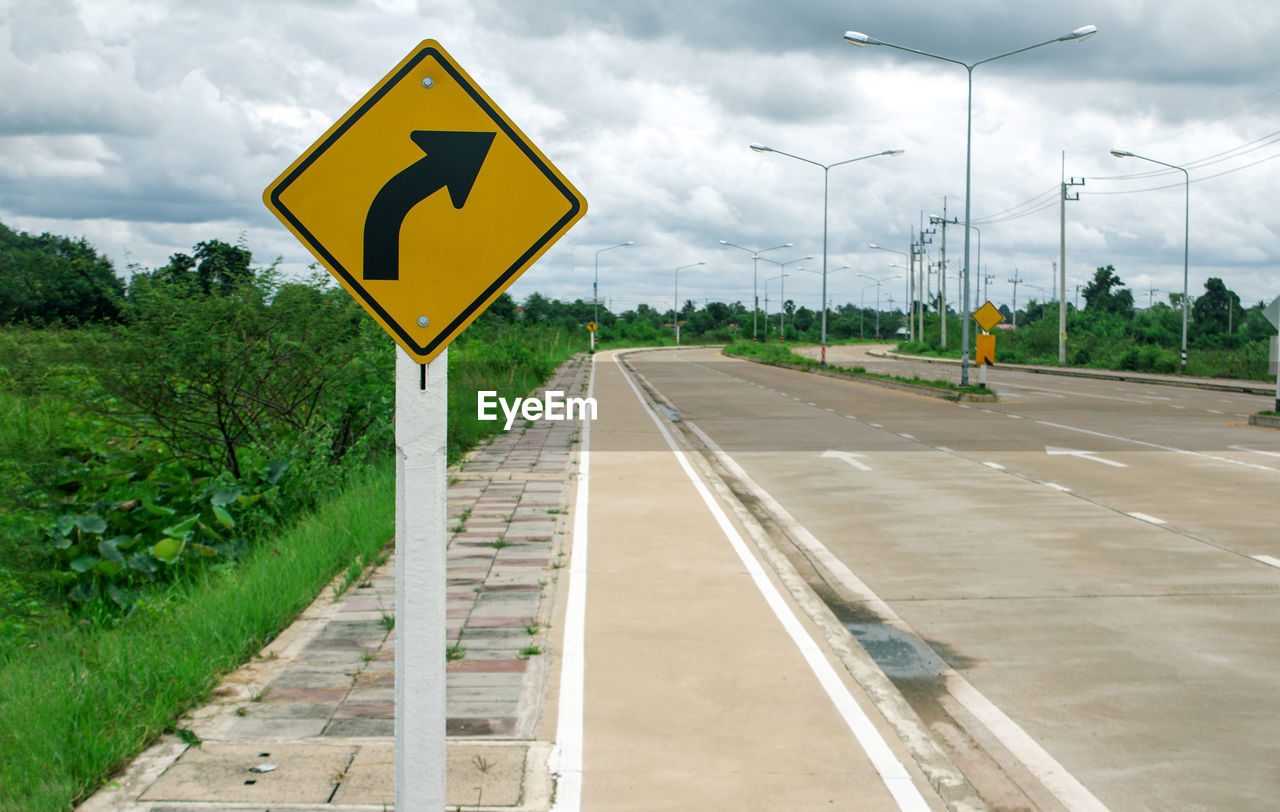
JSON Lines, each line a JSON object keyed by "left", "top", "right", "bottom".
{"left": 1148, "top": 286, "right": 1160, "bottom": 309}
{"left": 907, "top": 226, "right": 916, "bottom": 342}
{"left": 1059, "top": 153, "right": 1085, "bottom": 365}
{"left": 918, "top": 214, "right": 935, "bottom": 342}
{"left": 983, "top": 269, "right": 996, "bottom": 304}
{"left": 1008, "top": 268, "right": 1023, "bottom": 328}
{"left": 929, "top": 200, "right": 957, "bottom": 348}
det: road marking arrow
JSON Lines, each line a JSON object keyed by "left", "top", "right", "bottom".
{"left": 822, "top": 449, "right": 873, "bottom": 472}
{"left": 1044, "top": 446, "right": 1127, "bottom": 468}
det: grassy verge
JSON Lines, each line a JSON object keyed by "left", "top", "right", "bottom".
{"left": 724, "top": 341, "right": 990, "bottom": 396}
{"left": 0, "top": 461, "right": 394, "bottom": 812}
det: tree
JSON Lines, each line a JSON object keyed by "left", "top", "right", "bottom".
{"left": 1191, "top": 277, "right": 1243, "bottom": 337}
{"left": 1082, "top": 265, "right": 1134, "bottom": 317}
{"left": 0, "top": 221, "right": 124, "bottom": 325}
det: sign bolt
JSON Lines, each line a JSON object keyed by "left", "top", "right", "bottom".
{"left": 417, "top": 316, "right": 430, "bottom": 327}
{"left": 421, "top": 77, "right": 434, "bottom": 89}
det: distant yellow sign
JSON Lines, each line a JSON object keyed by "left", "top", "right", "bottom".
{"left": 975, "top": 333, "right": 996, "bottom": 366}
{"left": 263, "top": 40, "right": 587, "bottom": 363}
{"left": 586, "top": 321, "right": 597, "bottom": 333}
{"left": 972, "top": 300, "right": 1004, "bottom": 333}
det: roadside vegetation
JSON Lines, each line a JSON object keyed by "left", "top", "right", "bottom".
{"left": 724, "top": 341, "right": 990, "bottom": 397}
{"left": 899, "top": 265, "right": 1274, "bottom": 380}
{"left": 0, "top": 222, "right": 585, "bottom": 811}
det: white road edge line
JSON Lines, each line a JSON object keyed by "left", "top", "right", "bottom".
{"left": 1126, "top": 512, "right": 1166, "bottom": 525}
{"left": 682, "top": 421, "right": 1110, "bottom": 812}
{"left": 1229, "top": 445, "right": 1280, "bottom": 459}
{"left": 548, "top": 356, "right": 595, "bottom": 812}
{"left": 1252, "top": 554, "right": 1280, "bottom": 569}
{"left": 617, "top": 359, "right": 929, "bottom": 812}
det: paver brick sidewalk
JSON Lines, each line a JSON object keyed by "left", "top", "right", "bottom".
{"left": 80, "top": 354, "right": 591, "bottom": 811}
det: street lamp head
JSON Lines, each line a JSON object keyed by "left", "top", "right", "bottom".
{"left": 882, "top": 149, "right": 905, "bottom": 157}
{"left": 718, "top": 240, "right": 729, "bottom": 245}
{"left": 623, "top": 241, "right": 635, "bottom": 246}
{"left": 868, "top": 243, "right": 881, "bottom": 249}
{"left": 1110, "top": 149, "right": 1134, "bottom": 158}
{"left": 1062, "top": 24, "right": 1098, "bottom": 42}
{"left": 749, "top": 143, "right": 774, "bottom": 153}
{"left": 843, "top": 30, "right": 875, "bottom": 46}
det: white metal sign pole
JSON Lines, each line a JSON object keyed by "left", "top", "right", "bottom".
{"left": 395, "top": 345, "right": 448, "bottom": 809}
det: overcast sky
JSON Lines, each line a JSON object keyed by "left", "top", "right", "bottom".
{"left": 3, "top": 0, "right": 1278, "bottom": 319}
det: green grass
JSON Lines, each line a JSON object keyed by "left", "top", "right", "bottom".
{"left": 0, "top": 462, "right": 394, "bottom": 812}
{"left": 724, "top": 341, "right": 989, "bottom": 396}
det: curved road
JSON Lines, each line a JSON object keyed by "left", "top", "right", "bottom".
{"left": 622, "top": 345, "right": 1280, "bottom": 810}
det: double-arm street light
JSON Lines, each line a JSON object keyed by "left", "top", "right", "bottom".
{"left": 672, "top": 261, "right": 705, "bottom": 345}
{"left": 751, "top": 144, "right": 903, "bottom": 361}
{"left": 759, "top": 253, "right": 815, "bottom": 341}
{"left": 593, "top": 241, "right": 634, "bottom": 352}
{"left": 1111, "top": 149, "right": 1190, "bottom": 372}
{"left": 857, "top": 272, "right": 901, "bottom": 339}
{"left": 869, "top": 243, "right": 911, "bottom": 340}
{"left": 719, "top": 240, "right": 793, "bottom": 341}
{"left": 797, "top": 265, "right": 851, "bottom": 315}
{"left": 764, "top": 273, "right": 789, "bottom": 338}
{"left": 845, "top": 23, "right": 1097, "bottom": 384}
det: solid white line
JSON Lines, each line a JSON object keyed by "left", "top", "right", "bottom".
{"left": 1252, "top": 555, "right": 1280, "bottom": 569}
{"left": 1229, "top": 445, "right": 1280, "bottom": 459}
{"left": 548, "top": 356, "right": 595, "bottom": 812}
{"left": 617, "top": 361, "right": 928, "bottom": 811}
{"left": 1127, "top": 512, "right": 1166, "bottom": 525}
{"left": 1035, "top": 420, "right": 1280, "bottom": 474}
{"left": 685, "top": 424, "right": 1110, "bottom": 812}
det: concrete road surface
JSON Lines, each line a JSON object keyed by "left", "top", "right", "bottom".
{"left": 614, "top": 345, "right": 1280, "bottom": 811}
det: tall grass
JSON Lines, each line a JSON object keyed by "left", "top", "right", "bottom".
{"left": 0, "top": 463, "right": 394, "bottom": 812}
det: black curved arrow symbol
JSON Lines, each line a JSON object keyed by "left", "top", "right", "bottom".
{"left": 363, "top": 130, "right": 496, "bottom": 281}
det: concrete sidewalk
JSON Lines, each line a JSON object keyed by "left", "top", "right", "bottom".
{"left": 80, "top": 354, "right": 591, "bottom": 812}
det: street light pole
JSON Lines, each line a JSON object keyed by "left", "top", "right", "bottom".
{"left": 672, "top": 261, "right": 705, "bottom": 345}
{"left": 845, "top": 23, "right": 1097, "bottom": 384}
{"left": 1111, "top": 149, "right": 1191, "bottom": 372}
{"left": 764, "top": 273, "right": 789, "bottom": 338}
{"left": 870, "top": 243, "right": 909, "bottom": 339}
{"left": 758, "top": 252, "right": 815, "bottom": 342}
{"left": 857, "top": 272, "right": 901, "bottom": 339}
{"left": 751, "top": 144, "right": 903, "bottom": 361}
{"left": 593, "top": 241, "right": 633, "bottom": 352}
{"left": 719, "top": 240, "right": 793, "bottom": 341}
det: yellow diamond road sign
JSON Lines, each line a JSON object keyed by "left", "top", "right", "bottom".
{"left": 264, "top": 40, "right": 587, "bottom": 363}
{"left": 972, "top": 300, "right": 1004, "bottom": 333}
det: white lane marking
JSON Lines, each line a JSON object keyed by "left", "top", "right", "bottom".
{"left": 1044, "top": 446, "right": 1128, "bottom": 468}
{"left": 1035, "top": 419, "right": 1280, "bottom": 474}
{"left": 823, "top": 449, "right": 874, "bottom": 472}
{"left": 845, "top": 415, "right": 858, "bottom": 420}
{"left": 983, "top": 461, "right": 1006, "bottom": 470}
{"left": 1044, "top": 482, "right": 1072, "bottom": 492}
{"left": 807, "top": 401, "right": 817, "bottom": 407}
{"left": 1007, "top": 414, "right": 1023, "bottom": 419}
{"left": 958, "top": 404, "right": 971, "bottom": 408}
{"left": 1253, "top": 555, "right": 1280, "bottom": 569}
{"left": 825, "top": 408, "right": 836, "bottom": 413}
{"left": 549, "top": 355, "right": 595, "bottom": 812}
{"left": 997, "top": 383, "right": 1148, "bottom": 404}
{"left": 684, "top": 422, "right": 1109, "bottom": 812}
{"left": 1127, "top": 512, "right": 1166, "bottom": 525}
{"left": 936, "top": 446, "right": 954, "bottom": 453}
{"left": 869, "top": 422, "right": 883, "bottom": 428}
{"left": 1170, "top": 404, "right": 1185, "bottom": 410}
{"left": 618, "top": 362, "right": 929, "bottom": 811}
{"left": 1207, "top": 409, "right": 1224, "bottom": 415}
{"left": 1143, "top": 395, "right": 1172, "bottom": 401}
{"left": 899, "top": 433, "right": 916, "bottom": 440}
{"left": 1229, "top": 445, "right": 1280, "bottom": 459}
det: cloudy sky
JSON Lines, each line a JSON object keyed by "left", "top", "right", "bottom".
{"left": 3, "top": 0, "right": 1278, "bottom": 319}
